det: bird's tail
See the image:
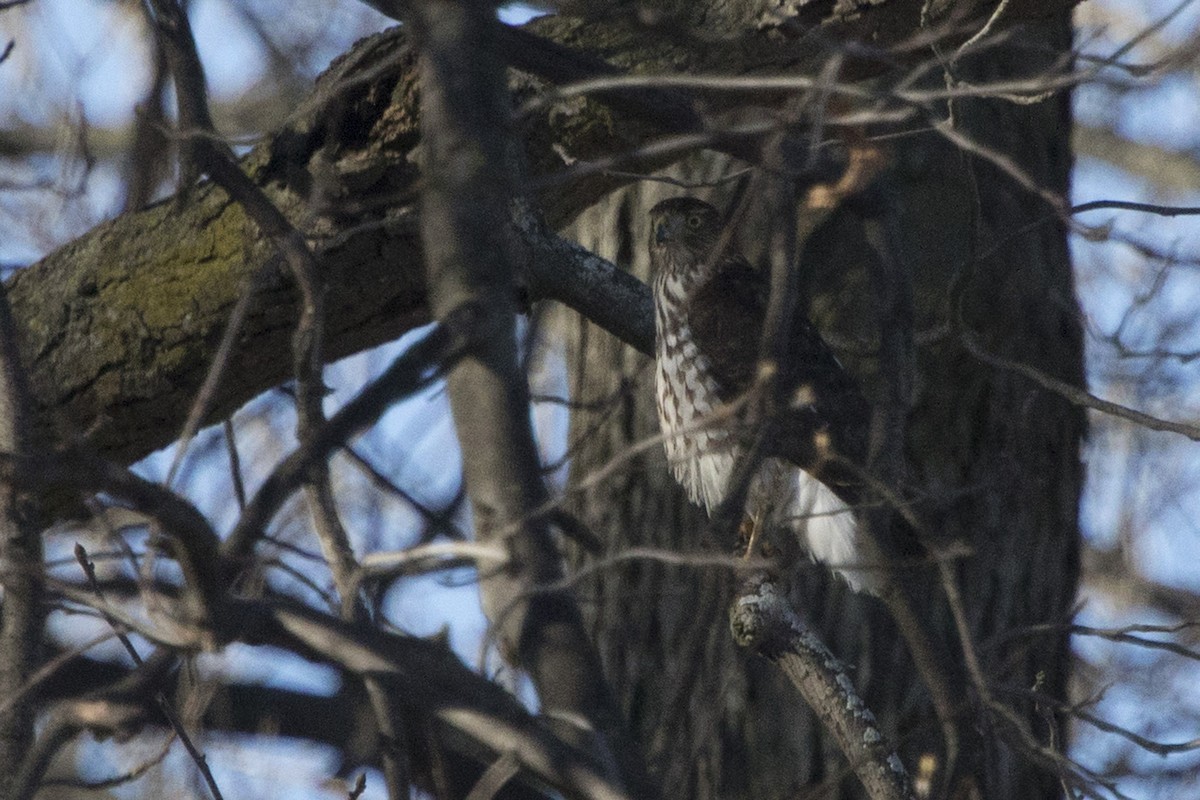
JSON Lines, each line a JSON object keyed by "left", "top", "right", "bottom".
{"left": 787, "top": 473, "right": 881, "bottom": 595}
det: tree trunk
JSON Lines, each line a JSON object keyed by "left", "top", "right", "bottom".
{"left": 557, "top": 13, "right": 1080, "bottom": 799}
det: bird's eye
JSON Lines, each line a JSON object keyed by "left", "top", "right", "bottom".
{"left": 686, "top": 214, "right": 703, "bottom": 229}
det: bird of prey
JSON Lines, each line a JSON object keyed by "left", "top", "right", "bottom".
{"left": 648, "top": 196, "right": 879, "bottom": 593}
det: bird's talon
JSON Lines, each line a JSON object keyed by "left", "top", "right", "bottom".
{"left": 739, "top": 515, "right": 763, "bottom": 561}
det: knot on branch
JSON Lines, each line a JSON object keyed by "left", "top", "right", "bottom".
{"left": 729, "top": 573, "right": 795, "bottom": 656}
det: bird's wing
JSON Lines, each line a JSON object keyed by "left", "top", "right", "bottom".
{"left": 688, "top": 256, "right": 870, "bottom": 492}
{"left": 775, "top": 317, "right": 871, "bottom": 493}
{"left": 686, "top": 255, "right": 769, "bottom": 403}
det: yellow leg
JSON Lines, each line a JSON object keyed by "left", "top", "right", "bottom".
{"left": 739, "top": 511, "right": 763, "bottom": 561}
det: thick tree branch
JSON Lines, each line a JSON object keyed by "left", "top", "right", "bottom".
{"left": 511, "top": 199, "right": 654, "bottom": 354}
{"left": 0, "top": 2, "right": 1096, "bottom": 798}
{"left": 730, "top": 575, "right": 915, "bottom": 800}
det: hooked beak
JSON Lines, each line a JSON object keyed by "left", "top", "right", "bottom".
{"left": 653, "top": 217, "right": 677, "bottom": 245}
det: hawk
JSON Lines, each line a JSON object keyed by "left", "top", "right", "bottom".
{"left": 649, "top": 196, "right": 879, "bottom": 593}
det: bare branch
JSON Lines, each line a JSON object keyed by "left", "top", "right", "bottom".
{"left": 512, "top": 199, "right": 654, "bottom": 355}
{"left": 234, "top": 597, "right": 633, "bottom": 800}
{"left": 73, "top": 544, "right": 226, "bottom": 800}
{"left": 0, "top": 282, "right": 42, "bottom": 798}
{"left": 730, "top": 575, "right": 914, "bottom": 800}
{"left": 222, "top": 314, "right": 472, "bottom": 563}
{"left": 0, "top": 448, "right": 225, "bottom": 624}
{"left": 1074, "top": 124, "right": 1200, "bottom": 195}
{"left": 410, "top": 0, "right": 650, "bottom": 793}
{"left": 11, "top": 650, "right": 178, "bottom": 800}
{"left": 961, "top": 332, "right": 1200, "bottom": 441}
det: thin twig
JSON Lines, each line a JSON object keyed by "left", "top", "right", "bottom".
{"left": 222, "top": 315, "right": 473, "bottom": 563}
{"left": 74, "top": 544, "right": 225, "bottom": 800}
{"left": 1072, "top": 199, "right": 1200, "bottom": 217}
{"left": 961, "top": 332, "right": 1200, "bottom": 441}
{"left": 42, "top": 734, "right": 174, "bottom": 791}
{"left": 340, "top": 445, "right": 465, "bottom": 540}
{"left": 998, "top": 684, "right": 1200, "bottom": 758}
{"left": 223, "top": 418, "right": 247, "bottom": 511}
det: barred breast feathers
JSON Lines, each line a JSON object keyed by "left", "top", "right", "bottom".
{"left": 654, "top": 280, "right": 736, "bottom": 512}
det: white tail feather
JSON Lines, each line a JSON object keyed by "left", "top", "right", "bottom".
{"left": 788, "top": 473, "right": 880, "bottom": 595}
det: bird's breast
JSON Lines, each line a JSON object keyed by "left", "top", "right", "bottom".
{"left": 654, "top": 301, "right": 738, "bottom": 512}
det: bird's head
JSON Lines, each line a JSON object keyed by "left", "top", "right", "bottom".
{"left": 648, "top": 197, "right": 724, "bottom": 267}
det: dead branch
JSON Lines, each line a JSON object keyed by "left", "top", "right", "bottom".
{"left": 730, "top": 574, "right": 915, "bottom": 800}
